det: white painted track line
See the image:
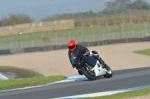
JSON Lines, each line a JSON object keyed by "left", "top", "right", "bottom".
{"left": 0, "top": 73, "right": 8, "bottom": 80}
{"left": 53, "top": 85, "right": 150, "bottom": 99}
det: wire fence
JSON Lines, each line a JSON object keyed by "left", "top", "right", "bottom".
{"left": 0, "top": 22, "right": 149, "bottom": 52}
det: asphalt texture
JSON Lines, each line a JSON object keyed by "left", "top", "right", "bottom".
{"left": 0, "top": 66, "right": 150, "bottom": 99}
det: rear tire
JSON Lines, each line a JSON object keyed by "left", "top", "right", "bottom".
{"left": 104, "top": 64, "right": 113, "bottom": 78}
{"left": 81, "top": 65, "right": 97, "bottom": 80}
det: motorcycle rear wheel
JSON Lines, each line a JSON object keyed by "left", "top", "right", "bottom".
{"left": 81, "top": 65, "right": 97, "bottom": 80}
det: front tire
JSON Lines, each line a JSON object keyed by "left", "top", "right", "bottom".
{"left": 104, "top": 64, "right": 113, "bottom": 78}
{"left": 81, "top": 65, "right": 97, "bottom": 80}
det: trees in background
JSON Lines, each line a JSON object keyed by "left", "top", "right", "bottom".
{"left": 0, "top": 0, "right": 150, "bottom": 26}
{"left": 99, "top": 0, "right": 132, "bottom": 16}
{"left": 41, "top": 10, "right": 97, "bottom": 21}
{"left": 42, "top": 0, "right": 150, "bottom": 21}
{"left": 129, "top": 0, "right": 150, "bottom": 11}
{"left": 0, "top": 14, "right": 33, "bottom": 26}
{"left": 98, "top": 0, "right": 150, "bottom": 16}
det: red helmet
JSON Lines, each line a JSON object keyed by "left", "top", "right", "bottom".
{"left": 68, "top": 40, "right": 77, "bottom": 52}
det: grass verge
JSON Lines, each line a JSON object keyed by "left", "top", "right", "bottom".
{"left": 0, "top": 66, "right": 66, "bottom": 90}
{"left": 0, "top": 66, "right": 43, "bottom": 78}
{"left": 84, "top": 87, "right": 150, "bottom": 99}
{"left": 0, "top": 75, "right": 65, "bottom": 90}
{"left": 134, "top": 49, "right": 150, "bottom": 56}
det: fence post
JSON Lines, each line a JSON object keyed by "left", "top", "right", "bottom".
{"left": 105, "top": 16, "right": 108, "bottom": 25}
{"left": 121, "top": 14, "right": 124, "bottom": 24}
{"left": 93, "top": 34, "right": 95, "bottom": 41}
{"left": 143, "top": 21, "right": 149, "bottom": 36}
{"left": 18, "top": 32, "right": 22, "bottom": 49}
{"left": 80, "top": 27, "right": 84, "bottom": 42}
{"left": 55, "top": 31, "right": 58, "bottom": 45}
{"left": 10, "top": 31, "right": 15, "bottom": 50}
{"left": 146, "top": 13, "right": 148, "bottom": 23}
{"left": 112, "top": 15, "right": 115, "bottom": 25}
{"left": 32, "top": 41, "right": 34, "bottom": 47}
{"left": 106, "top": 24, "right": 111, "bottom": 39}
{"left": 82, "top": 18, "right": 84, "bottom": 27}
{"left": 98, "top": 17, "right": 100, "bottom": 26}
{"left": 90, "top": 18, "right": 92, "bottom": 27}
{"left": 129, "top": 14, "right": 132, "bottom": 24}
{"left": 68, "top": 29, "right": 71, "bottom": 40}
{"left": 21, "top": 41, "right": 23, "bottom": 48}
{"left": 42, "top": 33, "right": 44, "bottom": 46}
{"left": 131, "top": 22, "right": 135, "bottom": 38}
{"left": 148, "top": 13, "right": 150, "bottom": 23}
{"left": 103, "top": 33, "right": 105, "bottom": 40}
{"left": 137, "top": 13, "right": 140, "bottom": 24}
{"left": 93, "top": 27, "right": 96, "bottom": 41}
{"left": 120, "top": 23, "right": 124, "bottom": 39}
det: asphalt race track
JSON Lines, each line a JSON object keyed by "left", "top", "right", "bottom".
{"left": 0, "top": 66, "right": 150, "bottom": 99}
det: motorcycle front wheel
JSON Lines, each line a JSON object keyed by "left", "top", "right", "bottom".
{"left": 81, "top": 65, "right": 97, "bottom": 80}
{"left": 104, "top": 64, "right": 113, "bottom": 78}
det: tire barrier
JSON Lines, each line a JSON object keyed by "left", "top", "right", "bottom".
{"left": 0, "top": 49, "right": 11, "bottom": 55}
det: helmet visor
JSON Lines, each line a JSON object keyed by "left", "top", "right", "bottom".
{"left": 68, "top": 45, "right": 75, "bottom": 50}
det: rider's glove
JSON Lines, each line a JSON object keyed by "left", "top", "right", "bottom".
{"left": 84, "top": 51, "right": 90, "bottom": 56}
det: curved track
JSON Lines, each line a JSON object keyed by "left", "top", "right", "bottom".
{"left": 0, "top": 66, "right": 150, "bottom": 99}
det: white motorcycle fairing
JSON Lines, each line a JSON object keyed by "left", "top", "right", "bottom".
{"left": 92, "top": 61, "right": 106, "bottom": 76}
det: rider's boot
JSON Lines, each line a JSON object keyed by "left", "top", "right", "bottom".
{"left": 76, "top": 67, "right": 83, "bottom": 75}
{"left": 78, "top": 70, "right": 83, "bottom": 75}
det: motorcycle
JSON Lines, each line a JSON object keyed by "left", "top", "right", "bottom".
{"left": 71, "top": 50, "right": 113, "bottom": 80}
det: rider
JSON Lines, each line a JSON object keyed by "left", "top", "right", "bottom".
{"left": 68, "top": 39, "right": 106, "bottom": 75}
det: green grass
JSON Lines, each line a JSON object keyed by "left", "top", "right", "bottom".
{"left": 84, "top": 87, "right": 150, "bottom": 99}
{"left": 134, "top": 49, "right": 150, "bottom": 56}
{"left": 0, "top": 66, "right": 66, "bottom": 90}
{"left": 0, "top": 75, "right": 65, "bottom": 90}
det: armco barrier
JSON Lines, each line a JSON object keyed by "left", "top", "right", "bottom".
{"left": 0, "top": 36, "right": 149, "bottom": 54}
{"left": 86, "top": 37, "right": 150, "bottom": 47}
{"left": 0, "top": 49, "right": 11, "bottom": 55}
{"left": 23, "top": 44, "right": 67, "bottom": 53}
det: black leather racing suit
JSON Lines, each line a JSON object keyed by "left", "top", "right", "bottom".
{"left": 68, "top": 45, "right": 89, "bottom": 68}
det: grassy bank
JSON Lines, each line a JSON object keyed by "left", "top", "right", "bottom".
{"left": 0, "top": 66, "right": 65, "bottom": 90}
{"left": 0, "top": 66, "right": 43, "bottom": 78}
{"left": 0, "top": 75, "right": 65, "bottom": 90}
{"left": 84, "top": 87, "right": 150, "bottom": 99}
{"left": 134, "top": 49, "right": 150, "bottom": 56}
